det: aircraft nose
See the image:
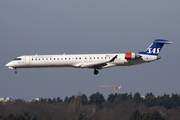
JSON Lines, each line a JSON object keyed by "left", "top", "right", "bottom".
{"left": 6, "top": 62, "right": 14, "bottom": 69}
{"left": 6, "top": 63, "right": 10, "bottom": 67}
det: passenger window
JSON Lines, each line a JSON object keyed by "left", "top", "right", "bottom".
{"left": 54, "top": 58, "right": 56, "bottom": 60}
{"left": 61, "top": 58, "right": 63, "bottom": 60}
{"left": 79, "top": 57, "right": 81, "bottom": 59}
{"left": 101, "top": 57, "right": 103, "bottom": 59}
{"left": 94, "top": 57, "right": 95, "bottom": 59}
{"left": 76, "top": 58, "right": 77, "bottom": 60}
{"left": 50, "top": 58, "right": 51, "bottom": 60}
{"left": 65, "top": 58, "right": 67, "bottom": 60}
{"left": 69, "top": 58, "right": 70, "bottom": 60}
{"left": 32, "top": 59, "right": 33, "bottom": 61}
{"left": 97, "top": 57, "right": 99, "bottom": 59}
{"left": 105, "top": 57, "right": 106, "bottom": 59}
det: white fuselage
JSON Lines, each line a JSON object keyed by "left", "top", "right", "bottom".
{"left": 6, "top": 53, "right": 159, "bottom": 70}
{"left": 6, "top": 39, "right": 171, "bottom": 75}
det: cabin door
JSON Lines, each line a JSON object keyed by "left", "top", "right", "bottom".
{"left": 25, "top": 56, "right": 30, "bottom": 66}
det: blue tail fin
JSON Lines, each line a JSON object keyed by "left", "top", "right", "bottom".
{"left": 139, "top": 39, "right": 172, "bottom": 56}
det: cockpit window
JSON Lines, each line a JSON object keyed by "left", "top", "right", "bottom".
{"left": 14, "top": 58, "right": 22, "bottom": 60}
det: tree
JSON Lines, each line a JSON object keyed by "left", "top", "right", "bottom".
{"left": 129, "top": 110, "right": 141, "bottom": 120}
{"left": 89, "top": 92, "right": 105, "bottom": 105}
{"left": 163, "top": 94, "right": 173, "bottom": 109}
{"left": 57, "top": 97, "right": 62, "bottom": 103}
{"left": 144, "top": 92, "right": 157, "bottom": 107}
{"left": 77, "top": 114, "right": 84, "bottom": 120}
{"left": 142, "top": 112, "right": 151, "bottom": 120}
{"left": 14, "top": 114, "right": 26, "bottom": 120}
{"left": 48, "top": 98, "right": 52, "bottom": 103}
{"left": 31, "top": 114, "right": 38, "bottom": 120}
{"left": 24, "top": 112, "right": 31, "bottom": 120}
{"left": 69, "top": 95, "right": 76, "bottom": 103}
{"left": 6, "top": 114, "right": 14, "bottom": 120}
{"left": 117, "top": 93, "right": 128, "bottom": 101}
{"left": 150, "top": 111, "right": 165, "bottom": 120}
{"left": 107, "top": 93, "right": 116, "bottom": 103}
{"left": 64, "top": 96, "right": 69, "bottom": 104}
{"left": 52, "top": 98, "right": 56, "bottom": 103}
{"left": 133, "top": 92, "right": 142, "bottom": 103}
{"left": 79, "top": 94, "right": 88, "bottom": 105}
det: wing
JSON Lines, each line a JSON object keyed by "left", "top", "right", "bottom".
{"left": 78, "top": 55, "right": 118, "bottom": 69}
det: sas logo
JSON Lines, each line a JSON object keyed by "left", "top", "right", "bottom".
{"left": 147, "top": 48, "right": 161, "bottom": 54}
{"left": 106, "top": 55, "right": 112, "bottom": 57}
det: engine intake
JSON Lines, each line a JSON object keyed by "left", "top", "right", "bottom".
{"left": 125, "top": 52, "right": 141, "bottom": 59}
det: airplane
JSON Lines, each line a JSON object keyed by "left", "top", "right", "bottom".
{"left": 6, "top": 39, "right": 172, "bottom": 75}
{"left": 98, "top": 85, "right": 122, "bottom": 93}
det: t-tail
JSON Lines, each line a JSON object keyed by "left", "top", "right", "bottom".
{"left": 139, "top": 39, "right": 172, "bottom": 56}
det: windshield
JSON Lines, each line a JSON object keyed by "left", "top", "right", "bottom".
{"left": 14, "top": 58, "right": 22, "bottom": 60}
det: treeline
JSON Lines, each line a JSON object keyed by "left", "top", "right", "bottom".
{"left": 0, "top": 92, "right": 180, "bottom": 120}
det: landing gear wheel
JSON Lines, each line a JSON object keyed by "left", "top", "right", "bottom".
{"left": 94, "top": 70, "right": 99, "bottom": 75}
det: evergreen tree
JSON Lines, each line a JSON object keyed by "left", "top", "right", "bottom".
{"left": 53, "top": 97, "right": 56, "bottom": 103}
{"left": 64, "top": 96, "right": 69, "bottom": 104}
{"left": 144, "top": 92, "right": 157, "bottom": 107}
{"left": 133, "top": 92, "right": 142, "bottom": 103}
{"left": 48, "top": 98, "right": 52, "bottom": 103}
{"left": 80, "top": 94, "right": 89, "bottom": 105}
{"left": 57, "top": 97, "right": 62, "bottom": 103}
{"left": 89, "top": 92, "right": 105, "bottom": 105}
{"left": 117, "top": 93, "right": 128, "bottom": 101}
{"left": 14, "top": 114, "right": 26, "bottom": 120}
{"left": 150, "top": 111, "right": 165, "bottom": 120}
{"left": 32, "top": 114, "right": 38, "bottom": 120}
{"left": 129, "top": 110, "right": 141, "bottom": 120}
{"left": 142, "top": 113, "right": 151, "bottom": 120}
{"left": 77, "top": 114, "right": 84, "bottom": 120}
{"left": 107, "top": 93, "right": 116, "bottom": 103}
{"left": 6, "top": 114, "right": 14, "bottom": 120}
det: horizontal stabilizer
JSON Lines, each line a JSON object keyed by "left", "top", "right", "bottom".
{"left": 155, "top": 40, "right": 173, "bottom": 44}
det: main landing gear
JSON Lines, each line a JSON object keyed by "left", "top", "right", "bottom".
{"left": 94, "top": 69, "right": 99, "bottom": 75}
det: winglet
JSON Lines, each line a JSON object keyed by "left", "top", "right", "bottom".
{"left": 109, "top": 55, "right": 118, "bottom": 62}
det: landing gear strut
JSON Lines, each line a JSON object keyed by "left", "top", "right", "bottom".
{"left": 94, "top": 69, "right": 99, "bottom": 75}
{"left": 14, "top": 68, "right": 17, "bottom": 74}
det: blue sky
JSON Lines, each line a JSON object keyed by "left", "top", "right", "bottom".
{"left": 0, "top": 1, "right": 179, "bottom": 101}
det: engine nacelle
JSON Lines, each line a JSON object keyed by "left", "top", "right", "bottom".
{"left": 125, "top": 52, "right": 141, "bottom": 60}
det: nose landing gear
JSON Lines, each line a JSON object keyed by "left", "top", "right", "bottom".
{"left": 14, "top": 68, "right": 17, "bottom": 74}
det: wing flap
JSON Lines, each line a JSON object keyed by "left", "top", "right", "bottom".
{"left": 80, "top": 62, "right": 107, "bottom": 68}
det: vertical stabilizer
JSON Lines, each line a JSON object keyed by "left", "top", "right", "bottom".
{"left": 139, "top": 39, "right": 172, "bottom": 56}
